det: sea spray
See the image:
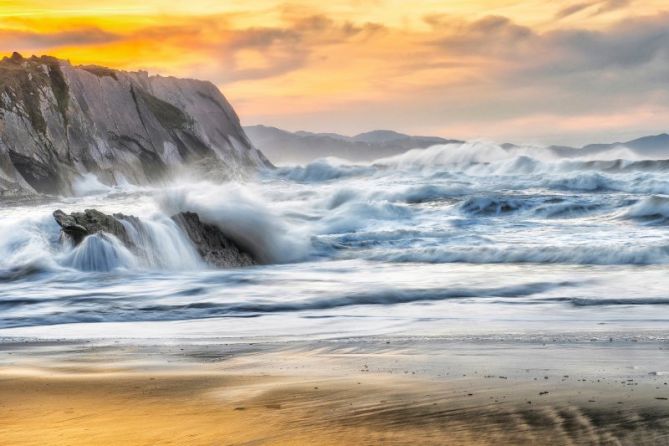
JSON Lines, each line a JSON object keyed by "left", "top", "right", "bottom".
{"left": 118, "top": 215, "right": 202, "bottom": 270}
{"left": 0, "top": 206, "right": 203, "bottom": 274}
{"left": 71, "top": 173, "right": 112, "bottom": 196}
{"left": 367, "top": 244, "right": 669, "bottom": 265}
{"left": 159, "top": 182, "right": 311, "bottom": 264}
{"left": 278, "top": 142, "right": 669, "bottom": 194}
{"left": 278, "top": 157, "right": 374, "bottom": 182}
{"left": 62, "top": 233, "right": 137, "bottom": 272}
{"left": 0, "top": 212, "right": 62, "bottom": 273}
{"left": 623, "top": 195, "right": 669, "bottom": 222}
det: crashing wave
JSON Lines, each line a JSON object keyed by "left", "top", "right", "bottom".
{"left": 159, "top": 183, "right": 310, "bottom": 264}
{"left": 368, "top": 244, "right": 669, "bottom": 265}
{"left": 623, "top": 195, "right": 669, "bottom": 223}
{"left": 459, "top": 196, "right": 530, "bottom": 216}
{"left": 61, "top": 233, "right": 137, "bottom": 272}
{"left": 532, "top": 200, "right": 604, "bottom": 218}
{"left": 117, "top": 214, "right": 203, "bottom": 270}
{"left": 277, "top": 158, "right": 374, "bottom": 182}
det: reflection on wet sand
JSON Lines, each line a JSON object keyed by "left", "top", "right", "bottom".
{"left": 1, "top": 340, "right": 668, "bottom": 445}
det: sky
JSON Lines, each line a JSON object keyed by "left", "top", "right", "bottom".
{"left": 0, "top": 0, "right": 667, "bottom": 145}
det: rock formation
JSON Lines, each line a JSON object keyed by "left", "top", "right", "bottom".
{"left": 0, "top": 53, "right": 270, "bottom": 196}
{"left": 172, "top": 211, "right": 255, "bottom": 267}
{"left": 53, "top": 209, "right": 131, "bottom": 246}
{"left": 53, "top": 209, "right": 256, "bottom": 268}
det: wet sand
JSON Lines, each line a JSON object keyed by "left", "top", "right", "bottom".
{"left": 1, "top": 337, "right": 669, "bottom": 445}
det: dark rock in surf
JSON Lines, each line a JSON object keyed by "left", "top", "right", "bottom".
{"left": 52, "top": 208, "right": 256, "bottom": 268}
{"left": 53, "top": 209, "right": 88, "bottom": 244}
{"left": 53, "top": 208, "right": 131, "bottom": 246}
{"left": 171, "top": 211, "right": 255, "bottom": 267}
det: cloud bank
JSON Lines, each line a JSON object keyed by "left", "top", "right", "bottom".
{"left": 0, "top": 1, "right": 667, "bottom": 144}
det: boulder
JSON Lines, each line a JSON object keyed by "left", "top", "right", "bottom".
{"left": 53, "top": 209, "right": 131, "bottom": 247}
{"left": 171, "top": 212, "right": 255, "bottom": 267}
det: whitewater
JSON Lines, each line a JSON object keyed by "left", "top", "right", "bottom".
{"left": 2, "top": 141, "right": 669, "bottom": 340}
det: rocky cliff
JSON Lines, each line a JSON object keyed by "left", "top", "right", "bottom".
{"left": 0, "top": 53, "right": 270, "bottom": 196}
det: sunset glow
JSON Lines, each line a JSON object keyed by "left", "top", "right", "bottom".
{"left": 1, "top": 0, "right": 667, "bottom": 144}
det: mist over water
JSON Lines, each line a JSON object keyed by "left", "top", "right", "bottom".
{"left": 2, "top": 141, "right": 669, "bottom": 339}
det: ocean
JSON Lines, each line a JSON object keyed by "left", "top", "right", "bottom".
{"left": 1, "top": 141, "right": 669, "bottom": 341}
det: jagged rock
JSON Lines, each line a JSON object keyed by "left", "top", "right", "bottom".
{"left": 53, "top": 209, "right": 89, "bottom": 244}
{"left": 0, "top": 55, "right": 271, "bottom": 195}
{"left": 171, "top": 212, "right": 256, "bottom": 267}
{"left": 53, "top": 209, "right": 131, "bottom": 246}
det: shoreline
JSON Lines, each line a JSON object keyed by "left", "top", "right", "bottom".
{"left": 2, "top": 336, "right": 668, "bottom": 445}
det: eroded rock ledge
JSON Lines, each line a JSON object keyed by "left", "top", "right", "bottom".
{"left": 53, "top": 209, "right": 256, "bottom": 268}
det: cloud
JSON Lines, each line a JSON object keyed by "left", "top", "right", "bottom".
{"left": 429, "top": 12, "right": 669, "bottom": 76}
{"left": 555, "top": 2, "right": 593, "bottom": 19}
{"left": 592, "top": 0, "right": 631, "bottom": 16}
{"left": 555, "top": 0, "right": 631, "bottom": 20}
{"left": 513, "top": 12, "right": 669, "bottom": 87}
{"left": 431, "top": 16, "right": 537, "bottom": 57}
{"left": 113, "top": 13, "right": 386, "bottom": 82}
{"left": 408, "top": 12, "right": 667, "bottom": 141}
{"left": 292, "top": 10, "right": 668, "bottom": 143}
{"left": 0, "top": 2, "right": 666, "bottom": 144}
{"left": 0, "top": 28, "right": 120, "bottom": 50}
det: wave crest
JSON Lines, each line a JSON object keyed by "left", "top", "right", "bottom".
{"left": 369, "top": 244, "right": 669, "bottom": 265}
{"left": 623, "top": 195, "right": 669, "bottom": 222}
{"left": 160, "top": 183, "right": 310, "bottom": 264}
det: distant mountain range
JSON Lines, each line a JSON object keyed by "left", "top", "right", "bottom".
{"left": 244, "top": 125, "right": 462, "bottom": 163}
{"left": 547, "top": 133, "right": 669, "bottom": 158}
{"left": 246, "top": 125, "right": 669, "bottom": 164}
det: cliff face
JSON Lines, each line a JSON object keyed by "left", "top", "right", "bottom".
{"left": 0, "top": 53, "right": 270, "bottom": 195}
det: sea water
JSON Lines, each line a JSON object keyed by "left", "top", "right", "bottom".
{"left": 1, "top": 141, "right": 669, "bottom": 340}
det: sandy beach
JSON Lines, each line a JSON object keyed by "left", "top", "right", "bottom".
{"left": 2, "top": 336, "right": 668, "bottom": 445}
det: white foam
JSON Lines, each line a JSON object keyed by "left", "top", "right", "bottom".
{"left": 119, "top": 215, "right": 203, "bottom": 270}
{"left": 62, "top": 233, "right": 137, "bottom": 272}
{"left": 159, "top": 182, "right": 310, "bottom": 264}
{"left": 72, "top": 173, "right": 112, "bottom": 196}
{"left": 624, "top": 195, "right": 669, "bottom": 219}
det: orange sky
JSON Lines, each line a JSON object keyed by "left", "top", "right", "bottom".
{"left": 1, "top": 0, "right": 668, "bottom": 144}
